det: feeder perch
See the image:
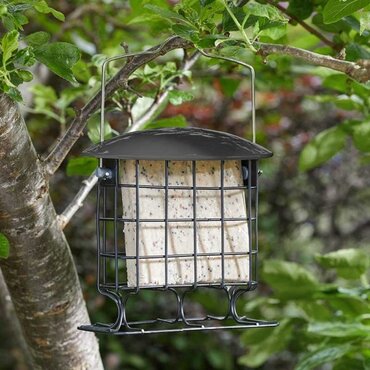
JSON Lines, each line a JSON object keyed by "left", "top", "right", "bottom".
{"left": 78, "top": 49, "right": 278, "bottom": 335}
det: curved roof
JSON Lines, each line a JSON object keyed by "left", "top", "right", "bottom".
{"left": 82, "top": 127, "right": 272, "bottom": 160}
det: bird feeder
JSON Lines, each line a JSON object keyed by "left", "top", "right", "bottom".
{"left": 78, "top": 49, "right": 278, "bottom": 335}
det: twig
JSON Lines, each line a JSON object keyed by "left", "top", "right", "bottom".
{"left": 58, "top": 172, "right": 98, "bottom": 229}
{"left": 43, "top": 36, "right": 192, "bottom": 177}
{"left": 257, "top": 42, "right": 370, "bottom": 82}
{"left": 265, "top": 0, "right": 339, "bottom": 51}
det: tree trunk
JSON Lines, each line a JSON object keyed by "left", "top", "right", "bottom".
{"left": 0, "top": 94, "right": 103, "bottom": 370}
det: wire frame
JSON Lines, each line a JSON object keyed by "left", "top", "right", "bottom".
{"left": 78, "top": 158, "right": 278, "bottom": 334}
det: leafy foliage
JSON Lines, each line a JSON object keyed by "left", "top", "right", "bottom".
{"left": 323, "top": 0, "right": 369, "bottom": 24}
{"left": 315, "top": 248, "right": 369, "bottom": 279}
{"left": 33, "top": 42, "right": 80, "bottom": 84}
{"left": 298, "top": 126, "right": 346, "bottom": 171}
{"left": 0, "top": 0, "right": 80, "bottom": 100}
{"left": 240, "top": 251, "right": 370, "bottom": 369}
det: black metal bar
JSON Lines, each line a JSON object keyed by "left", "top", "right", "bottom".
{"left": 164, "top": 160, "right": 169, "bottom": 287}
{"left": 254, "top": 161, "right": 259, "bottom": 282}
{"left": 220, "top": 160, "right": 225, "bottom": 286}
{"left": 100, "top": 250, "right": 257, "bottom": 259}
{"left": 114, "top": 160, "right": 119, "bottom": 291}
{"left": 102, "top": 186, "right": 106, "bottom": 285}
{"left": 135, "top": 160, "right": 140, "bottom": 290}
{"left": 192, "top": 161, "right": 198, "bottom": 287}
{"left": 113, "top": 183, "right": 253, "bottom": 190}
{"left": 100, "top": 281, "right": 258, "bottom": 290}
{"left": 247, "top": 160, "right": 252, "bottom": 284}
{"left": 79, "top": 318, "right": 278, "bottom": 335}
{"left": 99, "top": 216, "right": 256, "bottom": 223}
{"left": 96, "top": 184, "right": 101, "bottom": 290}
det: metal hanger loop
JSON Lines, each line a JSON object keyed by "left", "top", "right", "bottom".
{"left": 100, "top": 41, "right": 257, "bottom": 154}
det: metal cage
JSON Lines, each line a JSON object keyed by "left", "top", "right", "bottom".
{"left": 78, "top": 44, "right": 278, "bottom": 334}
{"left": 78, "top": 128, "right": 277, "bottom": 334}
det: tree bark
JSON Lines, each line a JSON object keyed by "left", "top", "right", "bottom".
{"left": 0, "top": 94, "right": 103, "bottom": 370}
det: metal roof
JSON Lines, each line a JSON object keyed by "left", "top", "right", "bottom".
{"left": 82, "top": 127, "right": 272, "bottom": 160}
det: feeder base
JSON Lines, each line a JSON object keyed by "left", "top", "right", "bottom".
{"left": 78, "top": 317, "right": 278, "bottom": 335}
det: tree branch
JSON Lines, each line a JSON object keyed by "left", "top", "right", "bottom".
{"left": 43, "top": 36, "right": 192, "bottom": 177}
{"left": 58, "top": 172, "right": 98, "bottom": 229}
{"left": 265, "top": 0, "right": 339, "bottom": 51}
{"left": 58, "top": 51, "right": 199, "bottom": 228}
{"left": 257, "top": 42, "right": 370, "bottom": 83}
{"left": 43, "top": 36, "right": 369, "bottom": 178}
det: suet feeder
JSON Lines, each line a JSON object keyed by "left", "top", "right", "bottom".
{"left": 78, "top": 49, "right": 278, "bottom": 335}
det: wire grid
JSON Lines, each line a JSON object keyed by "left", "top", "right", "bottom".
{"left": 78, "top": 159, "right": 278, "bottom": 334}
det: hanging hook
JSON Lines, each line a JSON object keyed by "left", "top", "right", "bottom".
{"left": 197, "top": 49, "right": 256, "bottom": 143}
{"left": 99, "top": 39, "right": 258, "bottom": 168}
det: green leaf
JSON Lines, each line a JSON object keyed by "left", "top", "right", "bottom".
{"left": 128, "top": 13, "right": 164, "bottom": 25}
{"left": 299, "top": 126, "right": 346, "bottom": 171}
{"left": 259, "top": 24, "right": 287, "bottom": 40}
{"left": 0, "top": 233, "right": 10, "bottom": 259}
{"left": 222, "top": 7, "right": 246, "bottom": 32}
{"left": 17, "top": 69, "right": 33, "bottom": 82}
{"left": 333, "top": 358, "right": 369, "bottom": 370}
{"left": 346, "top": 42, "right": 370, "bottom": 61}
{"left": 307, "top": 321, "right": 370, "bottom": 338}
{"left": 239, "top": 319, "right": 294, "bottom": 368}
{"left": 8, "top": 12, "right": 29, "bottom": 30}
{"left": 296, "top": 344, "right": 352, "bottom": 370}
{"left": 323, "top": 0, "right": 369, "bottom": 24}
{"left": 144, "top": 4, "right": 189, "bottom": 24}
{"left": 327, "top": 293, "right": 369, "bottom": 316}
{"left": 172, "top": 24, "right": 198, "bottom": 41}
{"left": 25, "top": 31, "right": 50, "bottom": 47}
{"left": 143, "top": 115, "right": 188, "bottom": 130}
{"left": 71, "top": 60, "right": 91, "bottom": 83}
{"left": 34, "top": 42, "right": 80, "bottom": 84}
{"left": 15, "top": 47, "right": 35, "bottom": 67}
{"left": 66, "top": 157, "right": 98, "bottom": 177}
{"left": 0, "top": 5, "right": 7, "bottom": 16}
{"left": 168, "top": 90, "right": 194, "bottom": 105}
{"left": 31, "top": 84, "right": 57, "bottom": 107}
{"left": 7, "top": 87, "right": 22, "bottom": 101}
{"left": 353, "top": 121, "right": 370, "bottom": 152}
{"left": 312, "top": 13, "right": 352, "bottom": 33}
{"left": 315, "top": 248, "right": 370, "bottom": 279}
{"left": 34, "top": 1, "right": 65, "bottom": 21}
{"left": 262, "top": 260, "right": 319, "bottom": 299}
{"left": 287, "top": 0, "right": 313, "bottom": 20}
{"left": 359, "top": 11, "right": 370, "bottom": 35}
{"left": 322, "top": 74, "right": 350, "bottom": 93}
{"left": 246, "top": 3, "right": 287, "bottom": 22}
{"left": 1, "top": 30, "right": 19, "bottom": 65}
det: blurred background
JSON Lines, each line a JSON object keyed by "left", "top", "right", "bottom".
{"left": 0, "top": 1, "right": 369, "bottom": 369}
